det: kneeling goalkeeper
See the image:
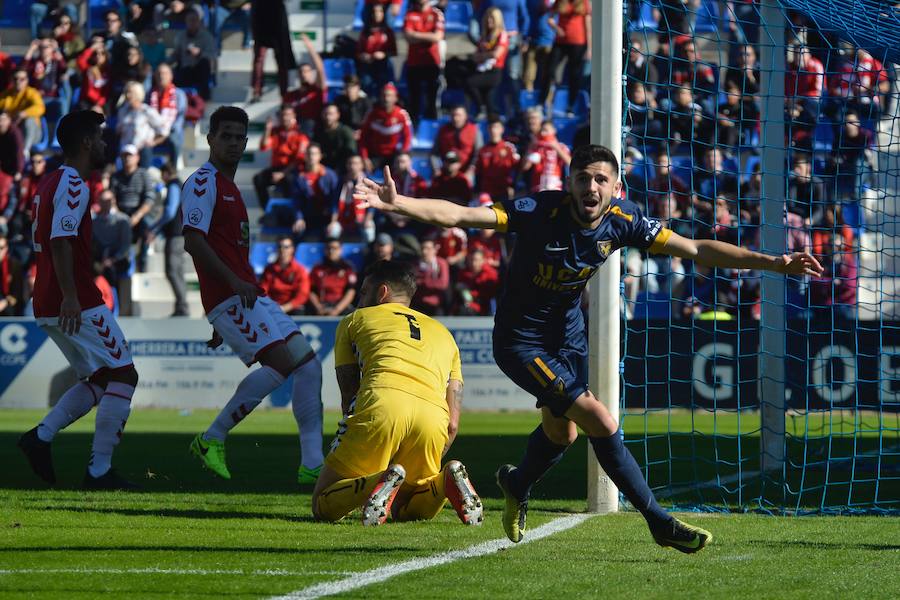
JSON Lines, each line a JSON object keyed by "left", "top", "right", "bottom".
{"left": 311, "top": 260, "right": 483, "bottom": 526}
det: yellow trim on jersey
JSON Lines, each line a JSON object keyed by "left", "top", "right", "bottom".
{"left": 533, "top": 357, "right": 557, "bottom": 382}
{"left": 491, "top": 203, "right": 509, "bottom": 233}
{"left": 648, "top": 228, "right": 674, "bottom": 254}
{"left": 526, "top": 363, "right": 548, "bottom": 387}
{"left": 605, "top": 205, "right": 634, "bottom": 222}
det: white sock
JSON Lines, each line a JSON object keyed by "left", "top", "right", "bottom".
{"left": 291, "top": 358, "right": 324, "bottom": 469}
{"left": 89, "top": 382, "right": 134, "bottom": 478}
{"left": 205, "top": 366, "right": 285, "bottom": 442}
{"left": 37, "top": 382, "right": 102, "bottom": 442}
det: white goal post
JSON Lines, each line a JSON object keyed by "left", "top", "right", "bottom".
{"left": 587, "top": 0, "right": 624, "bottom": 513}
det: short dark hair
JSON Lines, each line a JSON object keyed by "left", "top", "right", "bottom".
{"left": 209, "top": 106, "right": 248, "bottom": 136}
{"left": 56, "top": 110, "right": 105, "bottom": 156}
{"left": 325, "top": 236, "right": 341, "bottom": 245}
{"left": 571, "top": 144, "right": 620, "bottom": 177}
{"left": 364, "top": 260, "right": 417, "bottom": 298}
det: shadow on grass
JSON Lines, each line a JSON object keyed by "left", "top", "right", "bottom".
{"left": 746, "top": 540, "right": 900, "bottom": 551}
{"left": 8, "top": 544, "right": 422, "bottom": 555}
{"left": 24, "top": 504, "right": 317, "bottom": 523}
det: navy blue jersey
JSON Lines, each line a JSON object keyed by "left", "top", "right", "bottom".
{"left": 491, "top": 191, "right": 672, "bottom": 340}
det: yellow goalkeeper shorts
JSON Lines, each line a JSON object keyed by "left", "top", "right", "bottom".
{"left": 325, "top": 387, "right": 450, "bottom": 487}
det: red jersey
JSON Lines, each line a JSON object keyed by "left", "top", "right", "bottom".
{"left": 527, "top": 137, "right": 568, "bottom": 192}
{"left": 785, "top": 55, "right": 824, "bottom": 98}
{"left": 260, "top": 259, "right": 311, "bottom": 311}
{"left": 476, "top": 140, "right": 520, "bottom": 199}
{"left": 477, "top": 30, "right": 510, "bottom": 70}
{"left": 284, "top": 83, "right": 328, "bottom": 121}
{"left": 437, "top": 227, "right": 467, "bottom": 262}
{"left": 310, "top": 260, "right": 357, "bottom": 305}
{"left": 32, "top": 166, "right": 104, "bottom": 317}
{"left": 76, "top": 47, "right": 111, "bottom": 108}
{"left": 404, "top": 7, "right": 445, "bottom": 67}
{"left": 182, "top": 162, "right": 264, "bottom": 314}
{"left": 435, "top": 121, "right": 480, "bottom": 170}
{"left": 457, "top": 263, "right": 499, "bottom": 315}
{"left": 469, "top": 233, "right": 503, "bottom": 266}
{"left": 261, "top": 125, "right": 309, "bottom": 169}
{"left": 359, "top": 104, "right": 412, "bottom": 159}
{"left": 555, "top": 0, "right": 591, "bottom": 46}
{"left": 357, "top": 26, "right": 397, "bottom": 56}
{"left": 429, "top": 172, "right": 473, "bottom": 205}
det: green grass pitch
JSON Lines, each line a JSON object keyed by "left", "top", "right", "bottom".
{"left": 1, "top": 409, "right": 897, "bottom": 599}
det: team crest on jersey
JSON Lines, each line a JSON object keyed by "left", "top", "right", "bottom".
{"left": 597, "top": 240, "right": 613, "bottom": 258}
{"left": 60, "top": 216, "right": 76, "bottom": 232}
{"left": 240, "top": 221, "right": 249, "bottom": 246}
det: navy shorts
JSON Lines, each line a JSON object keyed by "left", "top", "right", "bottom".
{"left": 493, "top": 332, "right": 589, "bottom": 418}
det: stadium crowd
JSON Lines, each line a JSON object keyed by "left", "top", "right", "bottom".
{"left": 0, "top": 0, "right": 884, "bottom": 320}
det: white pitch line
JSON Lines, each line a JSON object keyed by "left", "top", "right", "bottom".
{"left": 0, "top": 568, "right": 351, "bottom": 577}
{"left": 269, "top": 514, "right": 593, "bottom": 600}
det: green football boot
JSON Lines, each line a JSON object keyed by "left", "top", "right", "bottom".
{"left": 190, "top": 433, "right": 231, "bottom": 480}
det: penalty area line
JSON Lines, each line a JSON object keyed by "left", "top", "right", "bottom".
{"left": 0, "top": 567, "right": 352, "bottom": 577}
{"left": 268, "top": 513, "right": 594, "bottom": 600}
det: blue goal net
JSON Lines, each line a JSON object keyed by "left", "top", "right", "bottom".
{"left": 622, "top": 0, "right": 900, "bottom": 514}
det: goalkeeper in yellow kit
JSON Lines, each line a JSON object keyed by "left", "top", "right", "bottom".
{"left": 311, "top": 260, "right": 483, "bottom": 526}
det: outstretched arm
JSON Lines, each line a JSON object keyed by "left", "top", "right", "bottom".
{"left": 659, "top": 231, "right": 824, "bottom": 276}
{"left": 354, "top": 166, "right": 499, "bottom": 229}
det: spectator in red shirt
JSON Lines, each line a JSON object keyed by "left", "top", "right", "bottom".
{"left": 254, "top": 105, "right": 310, "bottom": 210}
{"left": 336, "top": 154, "right": 374, "bottom": 241}
{"left": 392, "top": 152, "right": 429, "bottom": 197}
{"left": 412, "top": 237, "right": 450, "bottom": 315}
{"left": 476, "top": 117, "right": 519, "bottom": 202}
{"left": 785, "top": 44, "right": 824, "bottom": 106}
{"left": 308, "top": 237, "right": 357, "bottom": 316}
{"left": 431, "top": 105, "right": 482, "bottom": 176}
{"left": 455, "top": 248, "right": 499, "bottom": 315}
{"left": 671, "top": 37, "right": 717, "bottom": 99}
{"left": 292, "top": 143, "right": 341, "bottom": 240}
{"left": 76, "top": 36, "right": 112, "bottom": 112}
{"left": 430, "top": 151, "right": 473, "bottom": 206}
{"left": 0, "top": 113, "right": 24, "bottom": 222}
{"left": 147, "top": 63, "right": 187, "bottom": 168}
{"left": 359, "top": 83, "right": 413, "bottom": 173}
{"left": 465, "top": 8, "right": 510, "bottom": 118}
{"left": 403, "top": 0, "right": 445, "bottom": 122}
{"left": 260, "top": 236, "right": 311, "bottom": 315}
{"left": 541, "top": 0, "right": 591, "bottom": 114}
{"left": 521, "top": 119, "right": 571, "bottom": 192}
{"left": 284, "top": 33, "right": 327, "bottom": 135}
{"left": 0, "top": 37, "right": 17, "bottom": 92}
{"left": 357, "top": 3, "right": 397, "bottom": 97}
{"left": 468, "top": 224, "right": 505, "bottom": 269}
{"left": 7, "top": 150, "right": 47, "bottom": 248}
{"left": 437, "top": 226, "right": 468, "bottom": 270}
{"left": 23, "top": 38, "right": 68, "bottom": 118}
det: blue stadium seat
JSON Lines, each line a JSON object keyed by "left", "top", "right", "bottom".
{"left": 841, "top": 201, "right": 864, "bottom": 234}
{"left": 0, "top": 0, "right": 32, "bottom": 27}
{"left": 814, "top": 122, "right": 835, "bottom": 151}
{"left": 631, "top": 1, "right": 658, "bottom": 31}
{"left": 412, "top": 156, "right": 433, "bottom": 182}
{"left": 695, "top": 0, "right": 720, "bottom": 34}
{"left": 551, "top": 87, "right": 570, "bottom": 118}
{"left": 327, "top": 87, "right": 344, "bottom": 102}
{"left": 444, "top": 2, "right": 472, "bottom": 34}
{"left": 477, "top": 119, "right": 490, "bottom": 143}
{"left": 296, "top": 242, "right": 325, "bottom": 270}
{"left": 671, "top": 156, "right": 693, "bottom": 185}
{"left": 554, "top": 117, "right": 579, "bottom": 147}
{"left": 413, "top": 118, "right": 446, "bottom": 151}
{"left": 519, "top": 90, "right": 540, "bottom": 109}
{"left": 261, "top": 197, "right": 295, "bottom": 237}
{"left": 250, "top": 242, "right": 278, "bottom": 277}
{"left": 440, "top": 87, "right": 467, "bottom": 111}
{"left": 572, "top": 90, "right": 590, "bottom": 118}
{"left": 342, "top": 242, "right": 367, "bottom": 273}
{"left": 323, "top": 58, "right": 356, "bottom": 89}
{"left": 742, "top": 155, "right": 761, "bottom": 183}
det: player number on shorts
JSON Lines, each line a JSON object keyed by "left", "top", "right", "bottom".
{"left": 31, "top": 195, "right": 42, "bottom": 252}
{"left": 394, "top": 312, "right": 421, "bottom": 340}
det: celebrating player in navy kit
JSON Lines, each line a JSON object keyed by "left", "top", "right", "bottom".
{"left": 354, "top": 144, "right": 823, "bottom": 553}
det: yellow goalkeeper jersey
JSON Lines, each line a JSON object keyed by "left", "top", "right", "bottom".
{"left": 334, "top": 303, "right": 463, "bottom": 411}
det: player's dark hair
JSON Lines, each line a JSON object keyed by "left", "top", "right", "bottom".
{"left": 571, "top": 144, "right": 620, "bottom": 178}
{"left": 208, "top": 106, "right": 249, "bottom": 136}
{"left": 55, "top": 110, "right": 105, "bottom": 157}
{"left": 364, "top": 260, "right": 418, "bottom": 298}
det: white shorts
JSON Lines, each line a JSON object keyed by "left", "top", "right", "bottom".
{"left": 37, "top": 304, "right": 134, "bottom": 379}
{"left": 209, "top": 295, "right": 311, "bottom": 366}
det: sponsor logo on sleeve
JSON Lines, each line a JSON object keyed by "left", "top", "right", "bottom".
{"left": 189, "top": 208, "right": 203, "bottom": 225}
{"left": 514, "top": 197, "right": 536, "bottom": 213}
{"left": 60, "top": 216, "right": 76, "bottom": 232}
